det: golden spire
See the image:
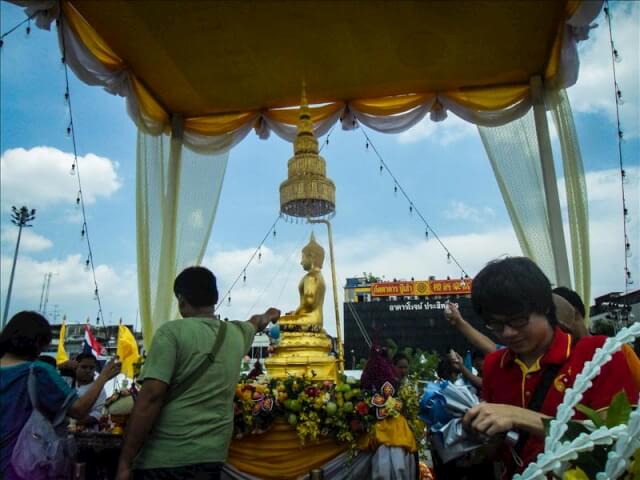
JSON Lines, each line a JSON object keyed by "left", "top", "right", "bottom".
{"left": 280, "top": 84, "right": 336, "bottom": 220}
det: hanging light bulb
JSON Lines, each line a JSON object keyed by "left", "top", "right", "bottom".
{"left": 81, "top": 225, "right": 85, "bottom": 238}
{"left": 394, "top": 184, "right": 398, "bottom": 197}
{"left": 85, "top": 257, "right": 91, "bottom": 271}
{"left": 616, "top": 89, "right": 624, "bottom": 105}
{"left": 613, "top": 48, "right": 622, "bottom": 63}
{"left": 228, "top": 296, "right": 232, "bottom": 305}
{"left": 0, "top": 39, "right": 4, "bottom": 49}
{"left": 64, "top": 91, "right": 70, "bottom": 105}
{"left": 446, "top": 252, "right": 451, "bottom": 264}
{"left": 76, "top": 192, "right": 81, "bottom": 206}
{"left": 379, "top": 164, "right": 383, "bottom": 175}
{"left": 25, "top": 21, "right": 31, "bottom": 37}
{"left": 409, "top": 204, "right": 413, "bottom": 215}
{"left": 66, "top": 124, "right": 72, "bottom": 138}
{"left": 626, "top": 242, "right": 632, "bottom": 258}
{"left": 70, "top": 163, "right": 76, "bottom": 176}
{"left": 243, "top": 271, "right": 247, "bottom": 284}
{"left": 273, "top": 229, "right": 277, "bottom": 238}
{"left": 425, "top": 228, "right": 429, "bottom": 239}
{"left": 94, "top": 288, "right": 99, "bottom": 300}
{"left": 365, "top": 141, "right": 369, "bottom": 150}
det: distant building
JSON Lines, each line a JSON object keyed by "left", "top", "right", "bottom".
{"left": 343, "top": 275, "right": 491, "bottom": 365}
{"left": 589, "top": 289, "right": 639, "bottom": 334}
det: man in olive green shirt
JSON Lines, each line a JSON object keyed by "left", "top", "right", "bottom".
{"left": 116, "top": 267, "right": 280, "bottom": 480}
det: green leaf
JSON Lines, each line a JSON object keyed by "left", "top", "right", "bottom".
{"left": 605, "top": 391, "right": 632, "bottom": 428}
{"left": 562, "top": 420, "right": 591, "bottom": 441}
{"left": 575, "top": 403, "right": 605, "bottom": 428}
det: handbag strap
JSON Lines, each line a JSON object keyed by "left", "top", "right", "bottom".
{"left": 514, "top": 363, "right": 562, "bottom": 454}
{"left": 27, "top": 363, "right": 76, "bottom": 427}
{"left": 166, "top": 321, "right": 227, "bottom": 403}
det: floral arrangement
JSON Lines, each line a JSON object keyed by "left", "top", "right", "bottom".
{"left": 233, "top": 373, "right": 424, "bottom": 452}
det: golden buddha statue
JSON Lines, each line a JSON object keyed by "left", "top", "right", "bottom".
{"left": 265, "top": 233, "right": 337, "bottom": 381}
{"left": 287, "top": 233, "right": 325, "bottom": 327}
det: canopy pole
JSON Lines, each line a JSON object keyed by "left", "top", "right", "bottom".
{"left": 530, "top": 76, "right": 571, "bottom": 288}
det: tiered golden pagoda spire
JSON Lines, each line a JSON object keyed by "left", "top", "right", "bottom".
{"left": 279, "top": 84, "right": 336, "bottom": 220}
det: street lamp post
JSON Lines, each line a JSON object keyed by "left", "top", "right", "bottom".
{"left": 2, "top": 206, "right": 36, "bottom": 329}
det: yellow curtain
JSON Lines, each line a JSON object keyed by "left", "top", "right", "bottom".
{"left": 444, "top": 85, "right": 530, "bottom": 111}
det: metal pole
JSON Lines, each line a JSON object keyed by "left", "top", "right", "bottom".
{"left": 2, "top": 223, "right": 24, "bottom": 328}
{"left": 307, "top": 219, "right": 344, "bottom": 375}
{"left": 530, "top": 76, "right": 571, "bottom": 288}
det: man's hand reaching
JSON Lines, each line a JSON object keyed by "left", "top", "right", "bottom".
{"left": 249, "top": 308, "right": 281, "bottom": 331}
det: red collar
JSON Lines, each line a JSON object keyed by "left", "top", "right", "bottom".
{"left": 500, "top": 327, "right": 572, "bottom": 368}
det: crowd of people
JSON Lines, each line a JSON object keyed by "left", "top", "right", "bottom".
{"left": 1, "top": 258, "right": 638, "bottom": 480}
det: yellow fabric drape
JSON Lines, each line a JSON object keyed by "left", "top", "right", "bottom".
{"left": 357, "top": 416, "right": 417, "bottom": 453}
{"left": 444, "top": 85, "right": 530, "bottom": 111}
{"left": 265, "top": 102, "right": 345, "bottom": 126}
{"left": 351, "top": 94, "right": 434, "bottom": 116}
{"left": 227, "top": 420, "right": 347, "bottom": 479}
{"left": 60, "top": 0, "right": 570, "bottom": 138}
{"left": 62, "top": 0, "right": 169, "bottom": 127}
{"left": 55, "top": 322, "right": 68, "bottom": 366}
{"left": 116, "top": 324, "right": 140, "bottom": 378}
{"left": 185, "top": 111, "right": 259, "bottom": 136}
{"left": 62, "top": 1, "right": 123, "bottom": 70}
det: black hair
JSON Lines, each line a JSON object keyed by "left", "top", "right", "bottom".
{"left": 471, "top": 257, "right": 557, "bottom": 326}
{"left": 552, "top": 286, "right": 586, "bottom": 318}
{"left": 437, "top": 357, "right": 456, "bottom": 380}
{"left": 471, "top": 350, "right": 484, "bottom": 361}
{"left": 37, "top": 355, "right": 57, "bottom": 367}
{"left": 75, "top": 352, "right": 97, "bottom": 364}
{"left": 173, "top": 266, "right": 218, "bottom": 308}
{"left": 392, "top": 352, "right": 409, "bottom": 365}
{"left": 0, "top": 311, "right": 52, "bottom": 359}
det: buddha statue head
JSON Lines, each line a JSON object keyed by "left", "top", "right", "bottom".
{"left": 301, "top": 232, "right": 325, "bottom": 271}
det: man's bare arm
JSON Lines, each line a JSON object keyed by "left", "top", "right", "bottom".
{"left": 115, "top": 379, "right": 168, "bottom": 480}
{"left": 248, "top": 308, "right": 281, "bottom": 331}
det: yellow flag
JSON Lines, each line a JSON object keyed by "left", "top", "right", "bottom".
{"left": 56, "top": 321, "right": 69, "bottom": 366}
{"left": 117, "top": 324, "right": 140, "bottom": 378}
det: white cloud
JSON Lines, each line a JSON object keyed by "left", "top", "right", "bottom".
{"left": 444, "top": 201, "right": 496, "bottom": 223}
{"left": 0, "top": 228, "right": 52, "bottom": 252}
{"left": 0, "top": 253, "right": 138, "bottom": 325}
{"left": 569, "top": 2, "right": 639, "bottom": 136}
{"left": 397, "top": 112, "right": 477, "bottom": 145}
{"left": 0, "top": 147, "right": 122, "bottom": 211}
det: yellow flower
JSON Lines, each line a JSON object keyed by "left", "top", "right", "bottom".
{"left": 563, "top": 467, "right": 588, "bottom": 480}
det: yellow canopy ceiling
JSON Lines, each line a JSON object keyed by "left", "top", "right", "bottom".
{"left": 69, "top": 0, "right": 575, "bottom": 118}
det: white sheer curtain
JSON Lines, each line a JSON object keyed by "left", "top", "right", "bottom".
{"left": 548, "top": 89, "right": 591, "bottom": 307}
{"left": 478, "top": 109, "right": 558, "bottom": 285}
{"left": 479, "top": 89, "right": 591, "bottom": 303}
{"left": 137, "top": 119, "right": 229, "bottom": 348}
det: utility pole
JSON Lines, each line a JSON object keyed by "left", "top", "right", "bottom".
{"left": 42, "top": 273, "right": 54, "bottom": 316}
{"left": 39, "top": 272, "right": 53, "bottom": 314}
{"left": 2, "top": 206, "right": 36, "bottom": 328}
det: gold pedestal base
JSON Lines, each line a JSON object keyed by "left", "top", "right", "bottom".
{"left": 265, "top": 329, "right": 337, "bottom": 381}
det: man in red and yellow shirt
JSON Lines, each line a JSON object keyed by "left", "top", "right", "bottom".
{"left": 462, "top": 257, "right": 638, "bottom": 477}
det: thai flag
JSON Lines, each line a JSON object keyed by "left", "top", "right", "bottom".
{"left": 83, "top": 324, "right": 105, "bottom": 357}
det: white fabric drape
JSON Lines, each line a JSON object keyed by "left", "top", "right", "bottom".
{"left": 479, "top": 88, "right": 591, "bottom": 299}
{"left": 137, "top": 122, "right": 229, "bottom": 347}
{"left": 548, "top": 89, "right": 591, "bottom": 307}
{"left": 478, "top": 109, "right": 558, "bottom": 285}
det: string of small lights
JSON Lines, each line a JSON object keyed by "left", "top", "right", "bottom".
{"left": 359, "top": 127, "right": 470, "bottom": 278}
{"left": 59, "top": 16, "right": 106, "bottom": 327}
{"left": 0, "top": 11, "right": 36, "bottom": 45}
{"left": 216, "top": 214, "right": 282, "bottom": 310}
{"left": 604, "top": 1, "right": 633, "bottom": 295}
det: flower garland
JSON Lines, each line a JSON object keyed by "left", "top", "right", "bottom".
{"left": 233, "top": 374, "right": 423, "bottom": 452}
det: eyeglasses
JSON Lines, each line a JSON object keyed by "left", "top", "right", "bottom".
{"left": 485, "top": 315, "right": 530, "bottom": 332}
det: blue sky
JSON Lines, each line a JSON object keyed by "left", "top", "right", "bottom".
{"left": 1, "top": 1, "right": 638, "bottom": 335}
